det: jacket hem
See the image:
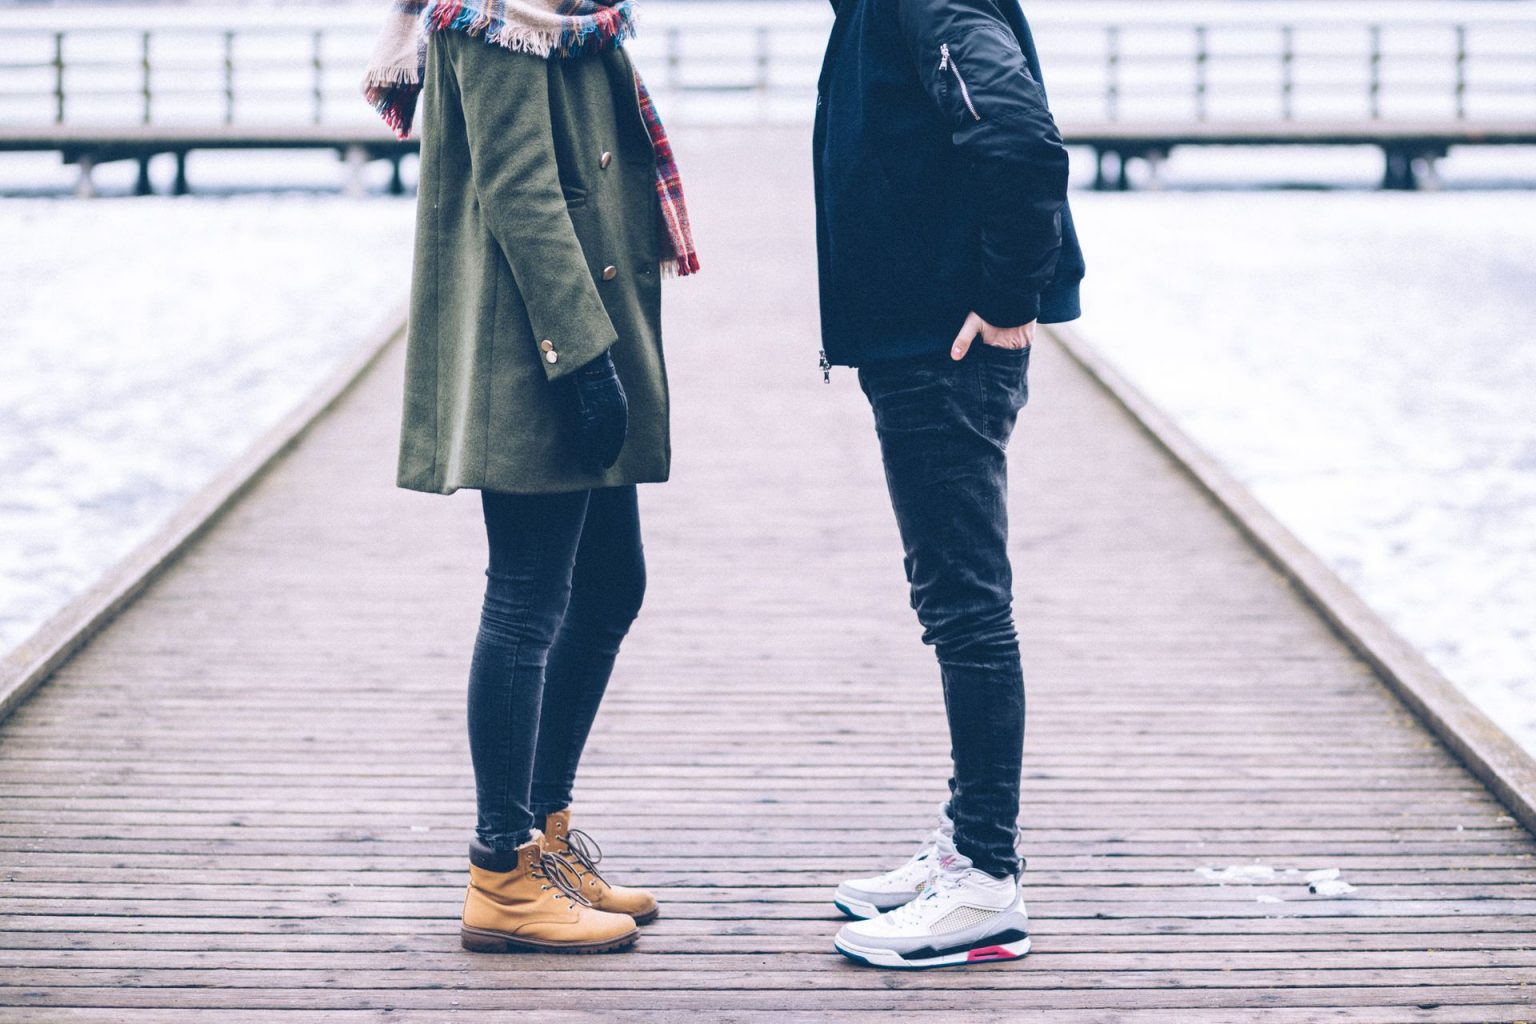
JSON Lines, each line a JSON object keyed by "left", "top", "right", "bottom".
{"left": 397, "top": 469, "right": 671, "bottom": 496}
{"left": 823, "top": 331, "right": 955, "bottom": 369}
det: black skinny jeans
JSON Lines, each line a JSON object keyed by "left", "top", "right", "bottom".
{"left": 468, "top": 485, "right": 645, "bottom": 853}
{"left": 858, "top": 343, "right": 1031, "bottom": 879}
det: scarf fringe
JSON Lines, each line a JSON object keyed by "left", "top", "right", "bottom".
{"left": 367, "top": 81, "right": 422, "bottom": 142}
{"left": 363, "top": 65, "right": 421, "bottom": 89}
{"left": 428, "top": 1, "right": 636, "bottom": 59}
{"left": 660, "top": 253, "right": 701, "bottom": 279}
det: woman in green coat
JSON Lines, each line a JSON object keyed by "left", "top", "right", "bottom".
{"left": 364, "top": 0, "right": 698, "bottom": 955}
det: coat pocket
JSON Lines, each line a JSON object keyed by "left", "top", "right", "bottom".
{"left": 938, "top": 44, "right": 982, "bottom": 122}
{"left": 933, "top": 28, "right": 1043, "bottom": 130}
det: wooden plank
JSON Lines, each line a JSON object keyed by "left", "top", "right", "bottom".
{"left": 0, "top": 1010, "right": 1526, "bottom": 1024}
{"left": 0, "top": 985, "right": 1531, "bottom": 1012}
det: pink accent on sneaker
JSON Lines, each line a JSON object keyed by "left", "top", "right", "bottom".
{"left": 967, "top": 945, "right": 1021, "bottom": 962}
{"left": 938, "top": 854, "right": 958, "bottom": 869}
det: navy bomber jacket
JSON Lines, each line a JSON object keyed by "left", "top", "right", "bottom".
{"left": 813, "top": 0, "right": 1085, "bottom": 367}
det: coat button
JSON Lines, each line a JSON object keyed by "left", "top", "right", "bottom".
{"left": 600, "top": 151, "right": 613, "bottom": 169}
{"left": 545, "top": 350, "right": 559, "bottom": 365}
{"left": 602, "top": 265, "right": 617, "bottom": 281}
{"left": 539, "top": 340, "right": 554, "bottom": 353}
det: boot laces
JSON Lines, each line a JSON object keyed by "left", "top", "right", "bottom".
{"left": 560, "top": 828, "right": 611, "bottom": 890}
{"left": 531, "top": 850, "right": 594, "bottom": 908}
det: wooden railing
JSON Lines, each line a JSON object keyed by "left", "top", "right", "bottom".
{"left": 0, "top": 2, "right": 1533, "bottom": 192}
{"left": 1036, "top": 16, "right": 1536, "bottom": 127}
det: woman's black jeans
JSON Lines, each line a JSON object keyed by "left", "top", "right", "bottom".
{"left": 857, "top": 343, "right": 1031, "bottom": 879}
{"left": 468, "top": 485, "right": 645, "bottom": 854}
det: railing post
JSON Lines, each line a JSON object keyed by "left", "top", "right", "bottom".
{"left": 755, "top": 25, "right": 771, "bottom": 95}
{"left": 141, "top": 30, "right": 152, "bottom": 125}
{"left": 1194, "top": 25, "right": 1208, "bottom": 122}
{"left": 343, "top": 144, "right": 367, "bottom": 199}
{"left": 74, "top": 153, "right": 97, "bottom": 199}
{"left": 1454, "top": 24, "right": 1468, "bottom": 121}
{"left": 1281, "top": 25, "right": 1295, "bottom": 121}
{"left": 1368, "top": 24, "right": 1382, "bottom": 120}
{"left": 223, "top": 30, "right": 236, "bottom": 126}
{"left": 667, "top": 26, "right": 682, "bottom": 93}
{"left": 312, "top": 30, "right": 325, "bottom": 125}
{"left": 53, "top": 32, "right": 65, "bottom": 124}
{"left": 1105, "top": 25, "right": 1119, "bottom": 122}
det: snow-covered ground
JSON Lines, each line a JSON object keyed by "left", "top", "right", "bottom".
{"left": 0, "top": 189, "right": 415, "bottom": 654}
{"left": 1069, "top": 187, "right": 1536, "bottom": 755}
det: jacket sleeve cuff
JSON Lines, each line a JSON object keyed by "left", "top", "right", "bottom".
{"left": 972, "top": 289, "right": 1041, "bottom": 330}
{"left": 531, "top": 324, "right": 619, "bottom": 383}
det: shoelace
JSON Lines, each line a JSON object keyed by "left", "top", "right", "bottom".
{"left": 531, "top": 850, "right": 595, "bottom": 909}
{"left": 559, "top": 828, "right": 610, "bottom": 891}
{"left": 917, "top": 826, "right": 950, "bottom": 862}
{"left": 905, "top": 826, "right": 950, "bottom": 886}
{"left": 888, "top": 855, "right": 972, "bottom": 926}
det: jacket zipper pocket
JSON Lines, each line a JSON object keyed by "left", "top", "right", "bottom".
{"left": 938, "top": 44, "right": 981, "bottom": 122}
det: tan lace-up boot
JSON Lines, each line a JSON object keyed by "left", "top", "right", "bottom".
{"left": 460, "top": 831, "right": 639, "bottom": 954}
{"left": 543, "top": 809, "right": 660, "bottom": 925}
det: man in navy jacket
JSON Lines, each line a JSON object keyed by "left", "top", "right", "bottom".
{"left": 815, "top": 0, "right": 1084, "bottom": 970}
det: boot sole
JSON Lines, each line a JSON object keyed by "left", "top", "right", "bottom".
{"left": 460, "top": 924, "right": 639, "bottom": 955}
{"left": 632, "top": 906, "right": 659, "bottom": 926}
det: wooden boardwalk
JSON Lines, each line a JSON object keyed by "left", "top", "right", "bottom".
{"left": 2, "top": 128, "right": 1534, "bottom": 1022}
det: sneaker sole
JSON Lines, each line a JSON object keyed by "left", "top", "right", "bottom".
{"left": 460, "top": 925, "right": 639, "bottom": 955}
{"left": 833, "top": 892, "right": 915, "bottom": 921}
{"left": 834, "top": 934, "right": 1031, "bottom": 970}
{"left": 832, "top": 896, "right": 882, "bottom": 920}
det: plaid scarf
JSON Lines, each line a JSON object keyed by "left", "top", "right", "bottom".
{"left": 363, "top": 0, "right": 699, "bottom": 277}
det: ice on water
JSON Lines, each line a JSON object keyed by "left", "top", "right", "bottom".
{"left": 0, "top": 191, "right": 414, "bottom": 652}
{"left": 1070, "top": 183, "right": 1536, "bottom": 758}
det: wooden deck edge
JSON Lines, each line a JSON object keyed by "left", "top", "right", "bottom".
{"left": 1046, "top": 322, "right": 1536, "bottom": 838}
{"left": 0, "top": 308, "right": 408, "bottom": 725}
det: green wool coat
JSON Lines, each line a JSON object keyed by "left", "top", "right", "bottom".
{"left": 398, "top": 30, "right": 670, "bottom": 495}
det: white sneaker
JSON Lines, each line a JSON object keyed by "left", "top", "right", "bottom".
{"left": 833, "top": 805, "right": 954, "bottom": 920}
{"left": 833, "top": 835, "right": 1031, "bottom": 969}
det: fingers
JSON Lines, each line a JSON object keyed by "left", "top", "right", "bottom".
{"left": 951, "top": 312, "right": 982, "bottom": 361}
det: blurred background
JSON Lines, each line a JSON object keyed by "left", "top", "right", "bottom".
{"left": 1, "top": 0, "right": 1533, "bottom": 753}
